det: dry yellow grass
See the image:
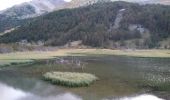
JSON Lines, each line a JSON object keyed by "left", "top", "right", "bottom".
{"left": 72, "top": 49, "right": 170, "bottom": 58}
{"left": 0, "top": 49, "right": 170, "bottom": 66}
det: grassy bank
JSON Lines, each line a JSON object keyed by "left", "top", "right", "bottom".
{"left": 0, "top": 49, "right": 170, "bottom": 66}
{"left": 0, "top": 59, "right": 33, "bottom": 67}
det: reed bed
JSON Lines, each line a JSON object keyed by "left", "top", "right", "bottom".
{"left": 43, "top": 72, "right": 98, "bottom": 87}
{"left": 141, "top": 73, "right": 170, "bottom": 91}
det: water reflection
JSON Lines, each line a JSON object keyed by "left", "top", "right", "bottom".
{"left": 20, "top": 93, "right": 82, "bottom": 100}
{"left": 0, "top": 81, "right": 164, "bottom": 100}
{"left": 0, "top": 56, "right": 169, "bottom": 100}
{"left": 0, "top": 82, "right": 28, "bottom": 100}
{"left": 0, "top": 82, "right": 82, "bottom": 100}
{"left": 118, "top": 94, "right": 164, "bottom": 100}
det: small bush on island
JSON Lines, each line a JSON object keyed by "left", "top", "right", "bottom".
{"left": 43, "top": 72, "right": 98, "bottom": 87}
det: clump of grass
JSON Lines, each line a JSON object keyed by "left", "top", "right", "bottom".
{"left": 43, "top": 72, "right": 98, "bottom": 87}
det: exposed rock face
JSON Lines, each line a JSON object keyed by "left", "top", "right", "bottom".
{"left": 0, "top": 0, "right": 66, "bottom": 19}
{"left": 110, "top": 0, "right": 170, "bottom": 5}
{"left": 113, "top": 9, "right": 126, "bottom": 29}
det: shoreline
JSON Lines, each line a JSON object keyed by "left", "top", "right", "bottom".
{"left": 0, "top": 49, "right": 170, "bottom": 66}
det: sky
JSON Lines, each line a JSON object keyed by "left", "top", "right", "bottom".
{"left": 0, "top": 0, "right": 72, "bottom": 11}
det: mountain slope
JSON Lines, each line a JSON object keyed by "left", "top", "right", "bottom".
{"left": 0, "top": 0, "right": 67, "bottom": 33}
{"left": 0, "top": 0, "right": 66, "bottom": 19}
{"left": 1, "top": 0, "right": 170, "bottom": 19}
{"left": 1, "top": 1, "right": 170, "bottom": 48}
{"left": 0, "top": 0, "right": 104, "bottom": 33}
{"left": 152, "top": 0, "right": 170, "bottom": 5}
{"left": 0, "top": 0, "right": 170, "bottom": 33}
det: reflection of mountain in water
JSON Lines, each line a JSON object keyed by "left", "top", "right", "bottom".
{"left": 0, "top": 82, "right": 164, "bottom": 100}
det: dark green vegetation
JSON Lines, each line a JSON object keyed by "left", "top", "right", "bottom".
{"left": 43, "top": 72, "right": 98, "bottom": 87}
{"left": 0, "top": 4, "right": 35, "bottom": 32}
{"left": 0, "top": 1, "right": 170, "bottom": 48}
{"left": 2, "top": 4, "right": 35, "bottom": 18}
{"left": 0, "top": 15, "right": 21, "bottom": 33}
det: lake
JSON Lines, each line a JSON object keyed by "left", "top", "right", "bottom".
{"left": 0, "top": 55, "right": 169, "bottom": 100}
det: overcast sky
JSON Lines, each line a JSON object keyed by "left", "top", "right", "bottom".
{"left": 0, "top": 0, "right": 32, "bottom": 10}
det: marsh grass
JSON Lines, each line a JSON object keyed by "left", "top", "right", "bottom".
{"left": 0, "top": 60, "right": 34, "bottom": 68}
{"left": 43, "top": 72, "right": 98, "bottom": 87}
{"left": 140, "top": 81, "right": 170, "bottom": 91}
{"left": 139, "top": 74, "right": 170, "bottom": 91}
{"left": 0, "top": 60, "right": 34, "bottom": 67}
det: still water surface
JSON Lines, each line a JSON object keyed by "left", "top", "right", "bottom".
{"left": 0, "top": 56, "right": 169, "bottom": 100}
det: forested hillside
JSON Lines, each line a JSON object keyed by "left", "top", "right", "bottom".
{"left": 0, "top": 15, "right": 21, "bottom": 33}
{"left": 0, "top": 1, "right": 170, "bottom": 48}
